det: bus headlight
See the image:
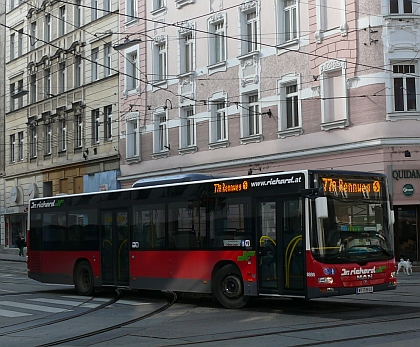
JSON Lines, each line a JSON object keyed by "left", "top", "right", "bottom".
{"left": 318, "top": 277, "right": 334, "bottom": 284}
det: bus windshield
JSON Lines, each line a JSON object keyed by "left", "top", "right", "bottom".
{"left": 311, "top": 175, "right": 394, "bottom": 263}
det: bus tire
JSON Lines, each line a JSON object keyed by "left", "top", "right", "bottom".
{"left": 214, "top": 264, "right": 249, "bottom": 309}
{"left": 75, "top": 261, "right": 95, "bottom": 296}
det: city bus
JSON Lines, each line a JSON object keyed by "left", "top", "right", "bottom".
{"left": 27, "top": 170, "right": 397, "bottom": 308}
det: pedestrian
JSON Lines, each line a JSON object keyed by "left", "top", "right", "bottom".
{"left": 16, "top": 233, "right": 25, "bottom": 257}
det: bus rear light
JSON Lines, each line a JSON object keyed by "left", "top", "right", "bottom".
{"left": 318, "top": 277, "right": 334, "bottom": 284}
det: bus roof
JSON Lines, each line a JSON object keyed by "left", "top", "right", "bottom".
{"left": 132, "top": 173, "right": 219, "bottom": 188}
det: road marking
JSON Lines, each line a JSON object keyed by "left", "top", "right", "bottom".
{"left": 0, "top": 301, "right": 70, "bottom": 313}
{"left": 29, "top": 298, "right": 100, "bottom": 309}
{"left": 0, "top": 308, "right": 31, "bottom": 318}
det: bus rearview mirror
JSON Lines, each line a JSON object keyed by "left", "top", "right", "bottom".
{"left": 390, "top": 210, "right": 395, "bottom": 225}
{"left": 315, "top": 197, "right": 328, "bottom": 219}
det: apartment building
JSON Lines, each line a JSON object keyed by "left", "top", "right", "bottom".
{"left": 116, "top": 0, "right": 420, "bottom": 261}
{"left": 1, "top": 0, "right": 120, "bottom": 253}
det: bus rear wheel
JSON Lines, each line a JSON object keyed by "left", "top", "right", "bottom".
{"left": 214, "top": 264, "right": 249, "bottom": 309}
{"left": 75, "top": 261, "right": 95, "bottom": 296}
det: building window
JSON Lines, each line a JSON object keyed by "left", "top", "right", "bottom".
{"left": 10, "top": 134, "right": 16, "bottom": 163}
{"left": 45, "top": 124, "right": 52, "bottom": 155}
{"left": 17, "top": 79, "right": 23, "bottom": 109}
{"left": 279, "top": 0, "right": 297, "bottom": 44}
{"left": 18, "top": 131, "right": 24, "bottom": 161}
{"left": 320, "top": 60, "right": 348, "bottom": 130}
{"left": 92, "top": 48, "right": 99, "bottom": 81}
{"left": 92, "top": 109, "right": 100, "bottom": 144}
{"left": 315, "top": 0, "right": 347, "bottom": 43}
{"left": 58, "top": 62, "right": 66, "bottom": 93}
{"left": 75, "top": 115, "right": 83, "bottom": 148}
{"left": 153, "top": 40, "right": 167, "bottom": 83}
{"left": 10, "top": 33, "right": 15, "bottom": 60}
{"left": 10, "top": 83, "right": 15, "bottom": 111}
{"left": 104, "top": 43, "right": 112, "bottom": 77}
{"left": 30, "top": 74, "right": 36, "bottom": 103}
{"left": 30, "top": 126, "right": 37, "bottom": 158}
{"left": 210, "top": 21, "right": 226, "bottom": 65}
{"left": 247, "top": 94, "right": 260, "bottom": 136}
{"left": 180, "top": 108, "right": 196, "bottom": 149}
{"left": 180, "top": 31, "right": 194, "bottom": 74}
{"left": 126, "top": 0, "right": 138, "bottom": 22}
{"left": 44, "top": 14, "right": 51, "bottom": 43}
{"left": 285, "top": 84, "right": 299, "bottom": 128}
{"left": 390, "top": 0, "right": 413, "bottom": 14}
{"left": 30, "top": 22, "right": 37, "bottom": 51}
{"left": 215, "top": 102, "right": 227, "bottom": 141}
{"left": 126, "top": 114, "right": 139, "bottom": 159}
{"left": 104, "top": 0, "right": 111, "bottom": 12}
{"left": 104, "top": 105, "right": 112, "bottom": 140}
{"left": 74, "top": 55, "right": 82, "bottom": 87}
{"left": 18, "top": 29, "right": 23, "bottom": 57}
{"left": 153, "top": 0, "right": 164, "bottom": 11}
{"left": 44, "top": 69, "right": 51, "bottom": 99}
{"left": 60, "top": 120, "right": 67, "bottom": 151}
{"left": 153, "top": 114, "right": 168, "bottom": 153}
{"left": 240, "top": 6, "right": 259, "bottom": 55}
{"left": 91, "top": 0, "right": 98, "bottom": 21}
{"left": 393, "top": 64, "right": 417, "bottom": 112}
{"left": 59, "top": 6, "right": 66, "bottom": 36}
{"left": 75, "top": 0, "right": 82, "bottom": 27}
{"left": 126, "top": 50, "right": 138, "bottom": 91}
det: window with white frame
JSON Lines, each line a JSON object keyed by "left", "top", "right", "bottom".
{"left": 10, "top": 134, "right": 16, "bottom": 163}
{"left": 209, "top": 92, "right": 229, "bottom": 148}
{"left": 92, "top": 48, "right": 99, "bottom": 81}
{"left": 58, "top": 62, "right": 66, "bottom": 93}
{"left": 10, "top": 33, "right": 15, "bottom": 60}
{"left": 246, "top": 94, "right": 260, "bottom": 136}
{"left": 104, "top": 105, "right": 112, "bottom": 140}
{"left": 180, "top": 107, "right": 196, "bottom": 148}
{"left": 126, "top": 113, "right": 140, "bottom": 159}
{"left": 18, "top": 29, "right": 23, "bottom": 57}
{"left": 240, "top": 4, "right": 259, "bottom": 55}
{"left": 18, "top": 131, "right": 24, "bottom": 161}
{"left": 210, "top": 20, "right": 226, "bottom": 65}
{"left": 393, "top": 64, "right": 417, "bottom": 112}
{"left": 278, "top": 0, "right": 297, "bottom": 44}
{"left": 60, "top": 120, "right": 67, "bottom": 151}
{"left": 153, "top": 0, "right": 164, "bottom": 11}
{"left": 75, "top": 114, "right": 83, "bottom": 148}
{"left": 30, "top": 22, "right": 37, "bottom": 51}
{"left": 74, "top": 55, "right": 82, "bottom": 87}
{"left": 153, "top": 113, "right": 168, "bottom": 153}
{"left": 30, "top": 74, "right": 36, "bottom": 103}
{"left": 44, "top": 68, "right": 51, "bottom": 99}
{"left": 126, "top": 0, "right": 138, "bottom": 22}
{"left": 126, "top": 49, "right": 138, "bottom": 91}
{"left": 92, "top": 109, "right": 100, "bottom": 144}
{"left": 30, "top": 125, "right": 37, "bottom": 158}
{"left": 320, "top": 60, "right": 348, "bottom": 130}
{"left": 44, "top": 14, "right": 51, "bottom": 42}
{"left": 104, "top": 43, "right": 112, "bottom": 77}
{"left": 75, "top": 0, "right": 82, "bottom": 28}
{"left": 45, "top": 124, "right": 52, "bottom": 155}
{"left": 91, "top": 0, "right": 98, "bottom": 21}
{"left": 153, "top": 40, "right": 167, "bottom": 82}
{"left": 180, "top": 30, "right": 194, "bottom": 74}
{"left": 390, "top": 0, "right": 413, "bottom": 14}
{"left": 104, "top": 0, "right": 111, "bottom": 12}
{"left": 315, "top": 0, "right": 346, "bottom": 42}
{"left": 59, "top": 6, "right": 66, "bottom": 36}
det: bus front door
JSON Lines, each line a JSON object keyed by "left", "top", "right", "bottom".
{"left": 258, "top": 198, "right": 305, "bottom": 296}
{"left": 100, "top": 209, "right": 129, "bottom": 287}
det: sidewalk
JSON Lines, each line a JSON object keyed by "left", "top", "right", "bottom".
{"left": 0, "top": 252, "right": 27, "bottom": 262}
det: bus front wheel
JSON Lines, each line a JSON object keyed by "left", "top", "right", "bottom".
{"left": 75, "top": 261, "right": 95, "bottom": 296}
{"left": 214, "top": 264, "right": 249, "bottom": 309}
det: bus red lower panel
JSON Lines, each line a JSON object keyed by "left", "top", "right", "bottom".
{"left": 129, "top": 250, "right": 258, "bottom": 295}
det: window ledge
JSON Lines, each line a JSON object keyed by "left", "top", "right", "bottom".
{"left": 209, "top": 139, "right": 230, "bottom": 150}
{"left": 177, "top": 71, "right": 195, "bottom": 79}
{"left": 126, "top": 156, "right": 141, "bottom": 164}
{"left": 276, "top": 39, "right": 299, "bottom": 50}
{"left": 152, "top": 151, "right": 169, "bottom": 159}
{"left": 240, "top": 134, "right": 263, "bottom": 145}
{"left": 321, "top": 119, "right": 348, "bottom": 131}
{"left": 387, "top": 112, "right": 420, "bottom": 121}
{"left": 152, "top": 80, "right": 168, "bottom": 91}
{"left": 175, "top": 0, "right": 195, "bottom": 9}
{"left": 178, "top": 146, "right": 198, "bottom": 155}
{"left": 151, "top": 6, "right": 167, "bottom": 17}
{"left": 237, "top": 51, "right": 259, "bottom": 62}
{"left": 207, "top": 61, "right": 227, "bottom": 75}
{"left": 277, "top": 127, "right": 303, "bottom": 139}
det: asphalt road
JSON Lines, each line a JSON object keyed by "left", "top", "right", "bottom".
{"left": 0, "top": 260, "right": 419, "bottom": 347}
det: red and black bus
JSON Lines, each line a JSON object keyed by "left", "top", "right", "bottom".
{"left": 27, "top": 170, "right": 397, "bottom": 308}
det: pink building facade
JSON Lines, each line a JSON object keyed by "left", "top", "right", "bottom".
{"left": 118, "top": 1, "right": 420, "bottom": 261}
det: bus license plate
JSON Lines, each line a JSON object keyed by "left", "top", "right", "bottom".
{"left": 356, "top": 286, "right": 373, "bottom": 294}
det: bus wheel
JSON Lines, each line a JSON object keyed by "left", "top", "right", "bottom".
{"left": 75, "top": 261, "right": 95, "bottom": 296}
{"left": 214, "top": 265, "right": 249, "bottom": 309}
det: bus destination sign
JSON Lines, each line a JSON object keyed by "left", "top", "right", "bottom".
{"left": 322, "top": 177, "right": 381, "bottom": 195}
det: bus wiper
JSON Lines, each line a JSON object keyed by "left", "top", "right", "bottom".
{"left": 367, "top": 245, "right": 392, "bottom": 257}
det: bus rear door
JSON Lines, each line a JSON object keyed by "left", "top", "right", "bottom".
{"left": 100, "top": 209, "right": 129, "bottom": 287}
{"left": 257, "top": 198, "right": 305, "bottom": 297}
